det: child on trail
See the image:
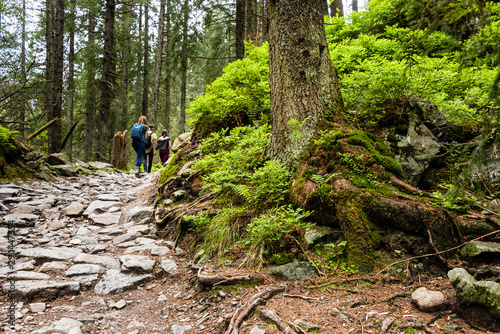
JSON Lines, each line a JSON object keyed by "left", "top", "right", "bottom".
{"left": 143, "top": 124, "right": 158, "bottom": 173}
{"left": 130, "top": 115, "right": 148, "bottom": 177}
{"left": 156, "top": 129, "right": 171, "bottom": 165}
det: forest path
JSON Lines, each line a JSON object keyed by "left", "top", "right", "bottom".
{"left": 0, "top": 170, "right": 498, "bottom": 334}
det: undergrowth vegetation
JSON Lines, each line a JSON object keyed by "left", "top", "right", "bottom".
{"left": 162, "top": 0, "right": 500, "bottom": 273}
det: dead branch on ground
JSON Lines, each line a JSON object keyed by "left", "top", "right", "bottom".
{"left": 24, "top": 118, "right": 61, "bottom": 141}
{"left": 259, "top": 307, "right": 300, "bottom": 334}
{"left": 224, "top": 286, "right": 285, "bottom": 334}
{"left": 197, "top": 271, "right": 265, "bottom": 286}
{"left": 282, "top": 293, "right": 322, "bottom": 302}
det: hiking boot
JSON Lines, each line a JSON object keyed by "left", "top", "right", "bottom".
{"left": 135, "top": 172, "right": 140, "bottom": 178}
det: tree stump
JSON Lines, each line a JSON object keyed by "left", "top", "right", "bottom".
{"left": 111, "top": 130, "right": 127, "bottom": 169}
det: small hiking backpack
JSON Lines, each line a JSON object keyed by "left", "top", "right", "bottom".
{"left": 144, "top": 131, "right": 152, "bottom": 149}
{"left": 131, "top": 123, "right": 145, "bottom": 140}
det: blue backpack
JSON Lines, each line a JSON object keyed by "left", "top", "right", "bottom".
{"left": 131, "top": 123, "right": 145, "bottom": 140}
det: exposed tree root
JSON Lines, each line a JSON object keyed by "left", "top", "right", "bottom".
{"left": 377, "top": 229, "right": 500, "bottom": 274}
{"left": 224, "top": 286, "right": 285, "bottom": 334}
{"left": 259, "top": 307, "right": 301, "bottom": 334}
{"left": 390, "top": 176, "right": 436, "bottom": 198}
{"left": 306, "top": 275, "right": 376, "bottom": 289}
{"left": 197, "top": 270, "right": 265, "bottom": 286}
{"left": 282, "top": 293, "right": 322, "bottom": 302}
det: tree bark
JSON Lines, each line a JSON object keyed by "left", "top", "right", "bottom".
{"left": 352, "top": 0, "right": 358, "bottom": 12}
{"left": 150, "top": 0, "right": 166, "bottom": 126}
{"left": 84, "top": 5, "right": 97, "bottom": 162}
{"left": 47, "top": 0, "right": 64, "bottom": 155}
{"left": 330, "top": 0, "right": 344, "bottom": 17}
{"left": 66, "top": 0, "right": 75, "bottom": 161}
{"left": 235, "top": 0, "right": 245, "bottom": 59}
{"left": 267, "top": 0, "right": 344, "bottom": 170}
{"left": 96, "top": 0, "right": 116, "bottom": 161}
{"left": 135, "top": 3, "right": 143, "bottom": 120}
{"left": 179, "top": 0, "right": 189, "bottom": 134}
{"left": 20, "top": 0, "right": 26, "bottom": 137}
{"left": 142, "top": 1, "right": 150, "bottom": 118}
{"left": 164, "top": 0, "right": 172, "bottom": 134}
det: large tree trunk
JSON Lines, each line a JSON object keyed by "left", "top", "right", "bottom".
{"left": 141, "top": 1, "right": 150, "bottom": 118}
{"left": 330, "top": 0, "right": 344, "bottom": 17}
{"left": 235, "top": 0, "right": 245, "bottom": 59}
{"left": 267, "top": 0, "right": 344, "bottom": 170}
{"left": 352, "top": 0, "right": 358, "bottom": 12}
{"left": 84, "top": 6, "right": 97, "bottom": 162}
{"left": 96, "top": 0, "right": 115, "bottom": 161}
{"left": 150, "top": 0, "right": 166, "bottom": 126}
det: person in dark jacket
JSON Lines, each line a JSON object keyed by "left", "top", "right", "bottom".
{"left": 156, "top": 129, "right": 171, "bottom": 165}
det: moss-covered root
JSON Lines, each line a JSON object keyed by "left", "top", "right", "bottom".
{"left": 333, "top": 179, "right": 377, "bottom": 271}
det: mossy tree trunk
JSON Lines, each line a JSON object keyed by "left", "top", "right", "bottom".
{"left": 267, "top": 0, "right": 344, "bottom": 170}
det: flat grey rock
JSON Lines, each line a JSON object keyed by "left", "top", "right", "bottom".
{"left": 97, "top": 194, "right": 121, "bottom": 202}
{"left": 119, "top": 255, "right": 156, "bottom": 273}
{"left": 71, "top": 235, "right": 98, "bottom": 245}
{"left": 33, "top": 317, "right": 84, "bottom": 334}
{"left": 113, "top": 233, "right": 137, "bottom": 245}
{"left": 171, "top": 324, "right": 193, "bottom": 334}
{"left": 5, "top": 271, "right": 51, "bottom": 280}
{"left": 151, "top": 246, "right": 171, "bottom": 256}
{"left": 124, "top": 206, "right": 154, "bottom": 224}
{"left": 89, "top": 212, "right": 121, "bottom": 226}
{"left": 19, "top": 247, "right": 82, "bottom": 263}
{"left": 267, "top": 261, "right": 318, "bottom": 281}
{"left": 0, "top": 188, "right": 21, "bottom": 198}
{"left": 65, "top": 264, "right": 105, "bottom": 276}
{"left": 88, "top": 161, "right": 113, "bottom": 170}
{"left": 94, "top": 269, "right": 153, "bottom": 295}
{"left": 62, "top": 202, "right": 86, "bottom": 217}
{"left": 2, "top": 213, "right": 39, "bottom": 227}
{"left": 127, "top": 225, "right": 151, "bottom": 235}
{"left": 73, "top": 253, "right": 120, "bottom": 269}
{"left": 460, "top": 241, "right": 500, "bottom": 258}
{"left": 2, "top": 280, "right": 80, "bottom": 301}
{"left": 159, "top": 259, "right": 178, "bottom": 275}
{"left": 83, "top": 200, "right": 122, "bottom": 216}
{"left": 98, "top": 227, "right": 123, "bottom": 235}
{"left": 39, "top": 261, "right": 68, "bottom": 272}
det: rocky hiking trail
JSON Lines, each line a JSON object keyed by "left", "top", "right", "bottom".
{"left": 0, "top": 165, "right": 499, "bottom": 334}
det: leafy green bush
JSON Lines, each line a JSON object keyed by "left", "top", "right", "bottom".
{"left": 188, "top": 42, "right": 270, "bottom": 137}
{"left": 0, "top": 125, "right": 18, "bottom": 150}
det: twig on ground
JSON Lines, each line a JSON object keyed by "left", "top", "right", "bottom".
{"left": 197, "top": 271, "right": 265, "bottom": 286}
{"left": 224, "top": 286, "right": 285, "bottom": 334}
{"left": 282, "top": 293, "right": 322, "bottom": 302}
{"left": 259, "top": 307, "right": 298, "bottom": 334}
{"left": 427, "top": 230, "right": 451, "bottom": 269}
{"left": 306, "top": 276, "right": 376, "bottom": 289}
{"left": 377, "top": 230, "right": 500, "bottom": 274}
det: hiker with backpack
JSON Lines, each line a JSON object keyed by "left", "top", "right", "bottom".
{"left": 143, "top": 124, "right": 157, "bottom": 173}
{"left": 130, "top": 116, "right": 148, "bottom": 177}
{"left": 156, "top": 129, "right": 171, "bottom": 165}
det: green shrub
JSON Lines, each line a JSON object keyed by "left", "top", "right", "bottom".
{"left": 188, "top": 42, "right": 270, "bottom": 137}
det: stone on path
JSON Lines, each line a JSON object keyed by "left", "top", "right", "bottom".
{"left": 62, "top": 202, "right": 86, "bottom": 217}
{"left": 94, "top": 269, "right": 153, "bottom": 295}
{"left": 0, "top": 188, "right": 21, "bottom": 198}
{"left": 29, "top": 302, "right": 46, "bottom": 313}
{"left": 88, "top": 161, "right": 113, "bottom": 170}
{"left": 33, "top": 317, "right": 84, "bottom": 334}
{"left": 83, "top": 200, "right": 122, "bottom": 216}
{"left": 159, "top": 259, "right": 178, "bottom": 275}
{"left": 2, "top": 213, "right": 39, "bottom": 227}
{"left": 65, "top": 264, "right": 105, "bottom": 277}
{"left": 97, "top": 194, "right": 121, "bottom": 202}
{"left": 73, "top": 253, "right": 120, "bottom": 269}
{"left": 460, "top": 241, "right": 500, "bottom": 258}
{"left": 6, "top": 271, "right": 51, "bottom": 281}
{"left": 39, "top": 261, "right": 68, "bottom": 272}
{"left": 171, "top": 324, "right": 193, "bottom": 334}
{"left": 2, "top": 280, "right": 80, "bottom": 301}
{"left": 124, "top": 207, "right": 154, "bottom": 224}
{"left": 119, "top": 255, "right": 156, "bottom": 273}
{"left": 89, "top": 212, "right": 121, "bottom": 226}
{"left": 411, "top": 287, "right": 445, "bottom": 311}
{"left": 19, "top": 247, "right": 83, "bottom": 263}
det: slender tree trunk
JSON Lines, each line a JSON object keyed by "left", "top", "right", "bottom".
{"left": 66, "top": 0, "right": 75, "bottom": 160}
{"left": 135, "top": 3, "right": 143, "bottom": 120}
{"left": 235, "top": 0, "right": 245, "bottom": 59}
{"left": 45, "top": 0, "right": 54, "bottom": 151}
{"left": 48, "top": 0, "right": 64, "bottom": 154}
{"left": 20, "top": 0, "right": 26, "bottom": 136}
{"left": 246, "top": 0, "right": 254, "bottom": 40}
{"left": 267, "top": 0, "right": 344, "bottom": 170}
{"left": 179, "top": 0, "right": 189, "bottom": 134}
{"left": 252, "top": 0, "right": 258, "bottom": 41}
{"left": 330, "top": 0, "right": 344, "bottom": 17}
{"left": 164, "top": 0, "right": 172, "bottom": 134}
{"left": 150, "top": 0, "right": 166, "bottom": 126}
{"left": 84, "top": 6, "right": 97, "bottom": 162}
{"left": 96, "top": 0, "right": 115, "bottom": 161}
{"left": 352, "top": 0, "right": 358, "bottom": 12}
{"left": 118, "top": 1, "right": 133, "bottom": 132}
{"left": 141, "top": 1, "right": 150, "bottom": 118}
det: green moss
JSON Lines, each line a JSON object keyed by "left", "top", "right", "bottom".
{"left": 159, "top": 154, "right": 181, "bottom": 184}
